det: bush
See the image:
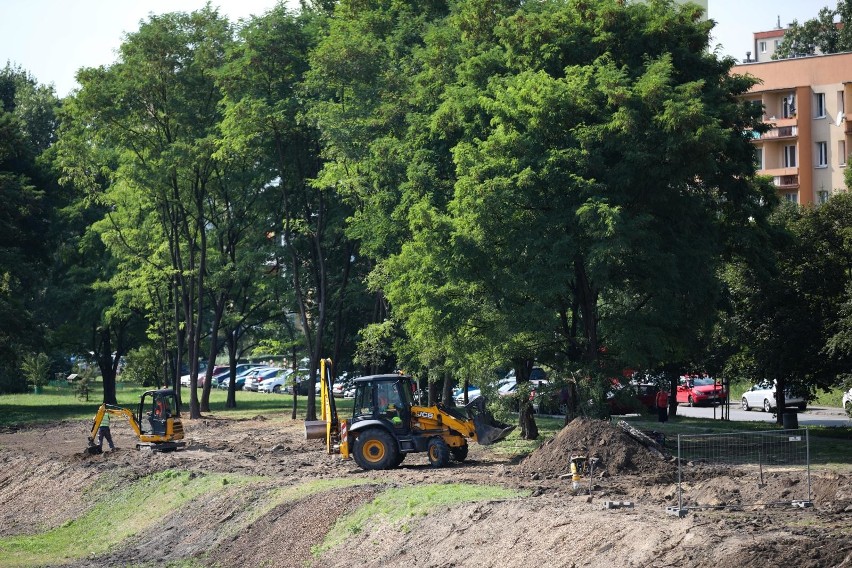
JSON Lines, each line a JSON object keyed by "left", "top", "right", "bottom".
{"left": 122, "top": 345, "right": 164, "bottom": 387}
{"left": 21, "top": 352, "right": 50, "bottom": 391}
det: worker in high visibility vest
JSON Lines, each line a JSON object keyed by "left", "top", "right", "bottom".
{"left": 97, "top": 412, "right": 116, "bottom": 451}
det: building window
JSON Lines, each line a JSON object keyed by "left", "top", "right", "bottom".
{"left": 816, "top": 142, "right": 828, "bottom": 167}
{"left": 815, "top": 93, "right": 826, "bottom": 118}
{"left": 838, "top": 90, "right": 845, "bottom": 114}
{"left": 782, "top": 95, "right": 796, "bottom": 118}
{"left": 840, "top": 140, "right": 847, "bottom": 166}
{"left": 784, "top": 145, "right": 797, "bottom": 167}
{"left": 818, "top": 191, "right": 830, "bottom": 204}
{"left": 785, "top": 192, "right": 799, "bottom": 204}
{"left": 759, "top": 41, "right": 767, "bottom": 53}
{"left": 755, "top": 147, "right": 764, "bottom": 170}
{"left": 775, "top": 39, "right": 782, "bottom": 49}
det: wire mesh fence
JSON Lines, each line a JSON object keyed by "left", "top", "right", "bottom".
{"left": 668, "top": 428, "right": 811, "bottom": 516}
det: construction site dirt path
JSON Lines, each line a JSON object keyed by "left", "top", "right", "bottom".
{"left": 0, "top": 415, "right": 850, "bottom": 567}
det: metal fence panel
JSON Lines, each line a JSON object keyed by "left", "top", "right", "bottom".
{"left": 669, "top": 428, "right": 811, "bottom": 515}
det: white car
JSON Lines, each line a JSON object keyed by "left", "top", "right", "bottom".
{"left": 843, "top": 387, "right": 852, "bottom": 416}
{"left": 258, "top": 370, "right": 293, "bottom": 394}
{"left": 243, "top": 368, "right": 285, "bottom": 392}
{"left": 741, "top": 381, "right": 806, "bottom": 412}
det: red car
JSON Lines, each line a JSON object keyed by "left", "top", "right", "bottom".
{"left": 676, "top": 375, "right": 726, "bottom": 406}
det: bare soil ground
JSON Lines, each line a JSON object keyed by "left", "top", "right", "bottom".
{"left": 0, "top": 415, "right": 850, "bottom": 567}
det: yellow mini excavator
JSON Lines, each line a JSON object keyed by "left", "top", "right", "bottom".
{"left": 86, "top": 388, "right": 185, "bottom": 454}
{"left": 306, "top": 360, "right": 514, "bottom": 470}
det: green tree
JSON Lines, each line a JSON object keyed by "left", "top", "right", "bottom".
{"left": 723, "top": 197, "right": 851, "bottom": 423}
{"left": 0, "top": 65, "right": 60, "bottom": 393}
{"left": 221, "top": 4, "right": 373, "bottom": 420}
{"left": 21, "top": 352, "right": 50, "bottom": 392}
{"left": 56, "top": 7, "right": 237, "bottom": 417}
{"left": 773, "top": 1, "right": 852, "bottom": 59}
{"left": 380, "top": 0, "right": 769, "bottom": 434}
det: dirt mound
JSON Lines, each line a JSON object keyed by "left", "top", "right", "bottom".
{"left": 515, "top": 417, "right": 673, "bottom": 478}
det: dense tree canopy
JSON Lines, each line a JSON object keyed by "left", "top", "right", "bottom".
{"left": 1, "top": 0, "right": 849, "bottom": 434}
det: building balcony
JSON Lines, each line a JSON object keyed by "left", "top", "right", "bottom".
{"left": 763, "top": 116, "right": 797, "bottom": 128}
{"left": 758, "top": 167, "right": 799, "bottom": 189}
{"left": 759, "top": 125, "right": 798, "bottom": 140}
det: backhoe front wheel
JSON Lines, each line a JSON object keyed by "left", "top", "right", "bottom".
{"left": 427, "top": 437, "right": 451, "bottom": 468}
{"left": 353, "top": 429, "right": 399, "bottom": 470}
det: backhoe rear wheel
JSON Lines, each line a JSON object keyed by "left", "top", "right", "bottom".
{"left": 450, "top": 443, "right": 469, "bottom": 462}
{"left": 353, "top": 428, "right": 399, "bottom": 470}
{"left": 427, "top": 437, "right": 451, "bottom": 468}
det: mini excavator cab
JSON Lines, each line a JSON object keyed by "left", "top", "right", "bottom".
{"left": 140, "top": 389, "right": 175, "bottom": 436}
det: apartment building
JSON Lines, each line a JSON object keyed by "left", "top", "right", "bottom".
{"left": 752, "top": 27, "right": 786, "bottom": 62}
{"left": 733, "top": 52, "right": 852, "bottom": 205}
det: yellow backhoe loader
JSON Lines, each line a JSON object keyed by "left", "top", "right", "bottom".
{"left": 306, "top": 360, "right": 514, "bottom": 470}
{"left": 86, "top": 388, "right": 185, "bottom": 454}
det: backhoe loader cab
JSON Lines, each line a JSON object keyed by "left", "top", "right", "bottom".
{"left": 307, "top": 363, "right": 514, "bottom": 471}
{"left": 86, "top": 388, "right": 185, "bottom": 454}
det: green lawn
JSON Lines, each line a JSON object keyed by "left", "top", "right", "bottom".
{"left": 0, "top": 381, "right": 341, "bottom": 426}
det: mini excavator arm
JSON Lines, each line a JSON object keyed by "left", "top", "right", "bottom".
{"left": 86, "top": 389, "right": 185, "bottom": 454}
{"left": 87, "top": 404, "right": 144, "bottom": 447}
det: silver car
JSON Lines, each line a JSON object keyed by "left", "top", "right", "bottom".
{"left": 741, "top": 381, "right": 806, "bottom": 412}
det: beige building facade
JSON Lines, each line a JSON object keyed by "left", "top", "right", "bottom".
{"left": 733, "top": 52, "right": 852, "bottom": 206}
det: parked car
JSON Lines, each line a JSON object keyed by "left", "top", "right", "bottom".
{"left": 258, "top": 370, "right": 293, "bottom": 394}
{"left": 244, "top": 368, "right": 286, "bottom": 392}
{"left": 741, "top": 380, "right": 806, "bottom": 412}
{"left": 607, "top": 381, "right": 657, "bottom": 415}
{"left": 843, "top": 387, "right": 852, "bottom": 416}
{"left": 676, "top": 375, "right": 726, "bottom": 406}
{"left": 218, "top": 366, "right": 262, "bottom": 390}
{"left": 202, "top": 369, "right": 231, "bottom": 389}
{"left": 453, "top": 385, "right": 480, "bottom": 405}
{"left": 332, "top": 376, "right": 354, "bottom": 398}
{"left": 198, "top": 366, "right": 229, "bottom": 388}
{"left": 287, "top": 369, "right": 312, "bottom": 395}
{"left": 497, "top": 379, "right": 517, "bottom": 397}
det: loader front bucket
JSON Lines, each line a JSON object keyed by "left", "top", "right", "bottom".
{"left": 467, "top": 397, "right": 515, "bottom": 445}
{"left": 473, "top": 417, "right": 515, "bottom": 445}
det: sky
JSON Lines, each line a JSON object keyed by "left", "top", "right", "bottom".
{"left": 0, "top": 0, "right": 828, "bottom": 98}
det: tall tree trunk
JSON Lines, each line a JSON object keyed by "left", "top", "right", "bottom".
{"left": 96, "top": 326, "right": 117, "bottom": 406}
{"left": 516, "top": 360, "right": 539, "bottom": 440}
{"left": 428, "top": 379, "right": 439, "bottom": 407}
{"left": 200, "top": 294, "right": 226, "bottom": 412}
{"left": 225, "top": 328, "right": 238, "bottom": 409}
{"left": 574, "top": 256, "right": 599, "bottom": 362}
{"left": 442, "top": 371, "right": 454, "bottom": 406}
{"left": 775, "top": 375, "right": 787, "bottom": 425}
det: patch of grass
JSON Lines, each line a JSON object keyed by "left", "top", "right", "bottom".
{"left": 315, "top": 483, "right": 526, "bottom": 556}
{"left": 0, "top": 470, "right": 234, "bottom": 567}
{"left": 0, "top": 382, "right": 354, "bottom": 427}
{"left": 487, "top": 415, "right": 564, "bottom": 460}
